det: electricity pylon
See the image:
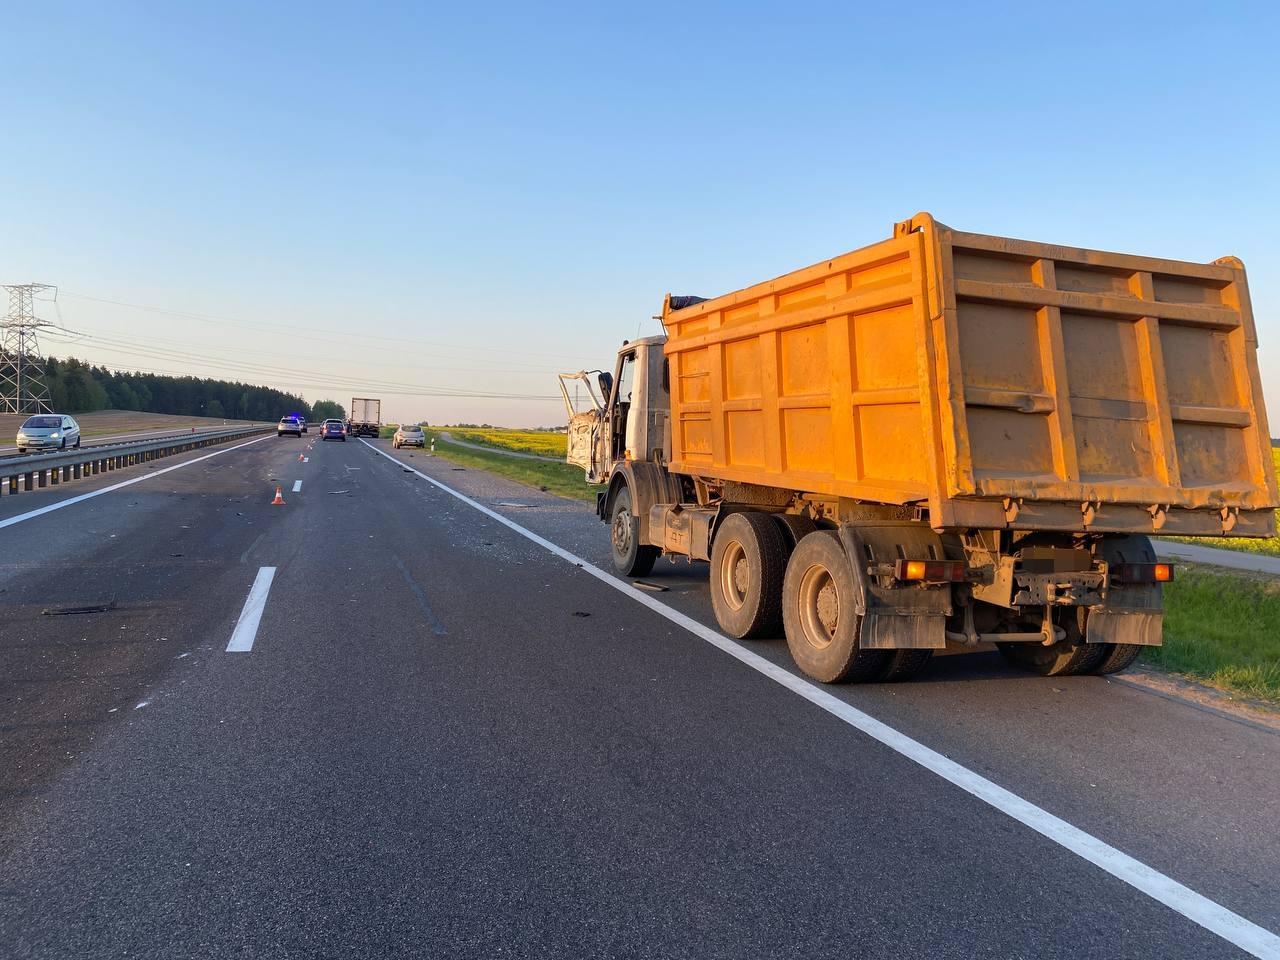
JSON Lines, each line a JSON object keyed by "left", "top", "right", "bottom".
{"left": 0, "top": 283, "right": 57, "bottom": 414}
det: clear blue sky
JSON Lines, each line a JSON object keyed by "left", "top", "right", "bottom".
{"left": 3, "top": 1, "right": 1278, "bottom": 428}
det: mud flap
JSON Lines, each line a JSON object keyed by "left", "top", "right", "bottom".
{"left": 838, "top": 522, "right": 949, "bottom": 650}
{"left": 860, "top": 612, "right": 947, "bottom": 650}
{"left": 1086, "top": 610, "right": 1163, "bottom": 646}
{"left": 1088, "top": 535, "right": 1165, "bottom": 647}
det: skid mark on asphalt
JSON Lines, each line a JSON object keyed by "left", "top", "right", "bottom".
{"left": 225, "top": 566, "right": 277, "bottom": 653}
{"left": 239, "top": 531, "right": 267, "bottom": 565}
{"left": 359, "top": 438, "right": 1280, "bottom": 960}
{"left": 393, "top": 555, "right": 447, "bottom": 636}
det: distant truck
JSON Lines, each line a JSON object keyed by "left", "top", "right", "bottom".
{"left": 560, "top": 213, "right": 1278, "bottom": 684}
{"left": 348, "top": 398, "right": 382, "bottom": 438}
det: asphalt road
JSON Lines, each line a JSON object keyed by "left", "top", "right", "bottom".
{"left": 0, "top": 434, "right": 1277, "bottom": 959}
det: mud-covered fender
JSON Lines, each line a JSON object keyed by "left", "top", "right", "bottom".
{"left": 599, "top": 462, "right": 683, "bottom": 544}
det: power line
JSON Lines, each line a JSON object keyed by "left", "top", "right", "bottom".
{"left": 59, "top": 291, "right": 600, "bottom": 365}
{"left": 39, "top": 329, "right": 563, "bottom": 401}
{"left": 42, "top": 330, "right": 560, "bottom": 398}
{"left": 0, "top": 283, "right": 58, "bottom": 414}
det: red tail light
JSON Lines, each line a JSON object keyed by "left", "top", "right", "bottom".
{"left": 894, "top": 559, "right": 966, "bottom": 582}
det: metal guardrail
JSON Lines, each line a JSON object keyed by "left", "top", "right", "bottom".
{"left": 0, "top": 425, "right": 274, "bottom": 496}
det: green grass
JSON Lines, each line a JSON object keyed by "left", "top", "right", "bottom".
{"left": 1163, "top": 447, "right": 1280, "bottom": 558}
{"left": 443, "top": 427, "right": 567, "bottom": 458}
{"left": 1147, "top": 565, "right": 1280, "bottom": 704}
{"left": 425, "top": 434, "right": 598, "bottom": 501}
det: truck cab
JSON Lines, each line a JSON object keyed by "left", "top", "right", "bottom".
{"left": 559, "top": 334, "right": 670, "bottom": 484}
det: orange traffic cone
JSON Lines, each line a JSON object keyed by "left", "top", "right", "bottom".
{"left": 271, "top": 485, "right": 285, "bottom": 506}
{"left": 298, "top": 453, "right": 304, "bottom": 461}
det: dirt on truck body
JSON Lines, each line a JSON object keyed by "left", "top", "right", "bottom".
{"left": 561, "top": 214, "right": 1278, "bottom": 685}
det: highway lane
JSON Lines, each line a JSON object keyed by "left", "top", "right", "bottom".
{"left": 0, "top": 435, "right": 1276, "bottom": 958}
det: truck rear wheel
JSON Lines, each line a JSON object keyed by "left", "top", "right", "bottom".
{"left": 1088, "top": 643, "right": 1143, "bottom": 675}
{"left": 782, "top": 531, "right": 890, "bottom": 683}
{"left": 610, "top": 486, "right": 658, "bottom": 577}
{"left": 880, "top": 650, "right": 934, "bottom": 682}
{"left": 997, "top": 609, "right": 1106, "bottom": 677}
{"left": 772, "top": 514, "right": 817, "bottom": 555}
{"left": 997, "top": 640, "right": 1105, "bottom": 677}
{"left": 710, "top": 512, "right": 786, "bottom": 639}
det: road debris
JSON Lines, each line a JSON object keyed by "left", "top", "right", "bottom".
{"left": 42, "top": 600, "right": 117, "bottom": 616}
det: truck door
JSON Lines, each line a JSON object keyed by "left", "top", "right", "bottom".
{"left": 609, "top": 350, "right": 636, "bottom": 462}
{"left": 558, "top": 371, "right": 607, "bottom": 482}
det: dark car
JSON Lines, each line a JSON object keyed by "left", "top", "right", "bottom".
{"left": 321, "top": 419, "right": 346, "bottom": 441}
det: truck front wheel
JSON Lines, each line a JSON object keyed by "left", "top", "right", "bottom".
{"left": 781, "top": 531, "right": 890, "bottom": 683}
{"left": 610, "top": 486, "right": 658, "bottom": 577}
{"left": 710, "top": 512, "right": 786, "bottom": 639}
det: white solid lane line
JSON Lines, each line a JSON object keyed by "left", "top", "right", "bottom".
{"left": 292, "top": 480, "right": 302, "bottom": 493}
{"left": 359, "top": 438, "right": 1280, "bottom": 960}
{"left": 226, "top": 566, "right": 276, "bottom": 653}
{"left": 0, "top": 435, "right": 272, "bottom": 531}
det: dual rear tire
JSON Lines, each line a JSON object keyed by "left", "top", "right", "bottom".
{"left": 780, "top": 530, "right": 932, "bottom": 684}
{"left": 709, "top": 513, "right": 787, "bottom": 638}
{"left": 708, "top": 518, "right": 932, "bottom": 684}
{"left": 997, "top": 608, "right": 1143, "bottom": 677}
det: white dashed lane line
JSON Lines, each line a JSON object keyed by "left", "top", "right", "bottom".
{"left": 225, "top": 566, "right": 277, "bottom": 653}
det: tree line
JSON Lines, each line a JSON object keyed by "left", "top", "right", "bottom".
{"left": 29, "top": 355, "right": 345, "bottom": 422}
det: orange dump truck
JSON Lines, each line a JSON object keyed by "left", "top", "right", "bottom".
{"left": 559, "top": 214, "right": 1277, "bottom": 684}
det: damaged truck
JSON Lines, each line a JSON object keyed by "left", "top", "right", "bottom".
{"left": 560, "top": 214, "right": 1278, "bottom": 684}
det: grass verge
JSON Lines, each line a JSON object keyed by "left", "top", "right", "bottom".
{"left": 424, "top": 435, "right": 597, "bottom": 502}
{"left": 1147, "top": 564, "right": 1280, "bottom": 704}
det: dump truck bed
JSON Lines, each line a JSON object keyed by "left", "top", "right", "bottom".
{"left": 661, "top": 214, "right": 1277, "bottom": 536}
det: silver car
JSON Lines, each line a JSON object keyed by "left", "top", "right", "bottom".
{"left": 16, "top": 414, "right": 81, "bottom": 454}
{"left": 393, "top": 424, "right": 425, "bottom": 448}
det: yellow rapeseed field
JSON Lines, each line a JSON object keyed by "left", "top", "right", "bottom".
{"left": 444, "top": 428, "right": 567, "bottom": 458}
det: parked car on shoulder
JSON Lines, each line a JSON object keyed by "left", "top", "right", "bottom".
{"left": 393, "top": 424, "right": 425, "bottom": 448}
{"left": 277, "top": 416, "right": 303, "bottom": 438}
{"left": 321, "top": 419, "right": 346, "bottom": 441}
{"left": 16, "top": 414, "right": 81, "bottom": 453}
